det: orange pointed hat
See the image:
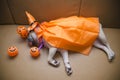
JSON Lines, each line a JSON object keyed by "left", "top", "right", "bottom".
{"left": 25, "top": 11, "right": 38, "bottom": 31}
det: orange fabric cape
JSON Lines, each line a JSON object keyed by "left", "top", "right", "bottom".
{"left": 29, "top": 16, "right": 100, "bottom": 55}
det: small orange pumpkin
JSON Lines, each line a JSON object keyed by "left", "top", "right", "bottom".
{"left": 30, "top": 47, "right": 40, "bottom": 57}
{"left": 7, "top": 46, "right": 18, "bottom": 57}
{"left": 17, "top": 26, "right": 28, "bottom": 39}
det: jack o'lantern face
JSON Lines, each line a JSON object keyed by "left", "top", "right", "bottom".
{"left": 7, "top": 46, "right": 18, "bottom": 57}
{"left": 30, "top": 47, "right": 40, "bottom": 57}
{"left": 17, "top": 26, "right": 28, "bottom": 38}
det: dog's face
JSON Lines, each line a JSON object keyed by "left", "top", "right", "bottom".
{"left": 27, "top": 31, "right": 39, "bottom": 47}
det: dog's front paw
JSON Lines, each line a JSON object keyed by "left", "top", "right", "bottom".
{"left": 108, "top": 52, "right": 115, "bottom": 62}
{"left": 48, "top": 59, "right": 60, "bottom": 67}
{"left": 65, "top": 67, "right": 72, "bottom": 76}
{"left": 108, "top": 54, "right": 115, "bottom": 62}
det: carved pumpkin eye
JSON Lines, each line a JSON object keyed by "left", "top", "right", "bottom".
{"left": 7, "top": 46, "right": 18, "bottom": 57}
{"left": 18, "top": 30, "right": 21, "bottom": 33}
{"left": 30, "top": 47, "right": 40, "bottom": 57}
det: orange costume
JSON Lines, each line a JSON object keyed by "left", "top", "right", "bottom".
{"left": 26, "top": 12, "right": 100, "bottom": 55}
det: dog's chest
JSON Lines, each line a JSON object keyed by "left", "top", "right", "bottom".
{"left": 42, "top": 38, "right": 53, "bottom": 48}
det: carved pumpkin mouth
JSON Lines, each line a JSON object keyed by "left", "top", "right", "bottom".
{"left": 31, "top": 47, "right": 38, "bottom": 52}
{"left": 9, "top": 46, "right": 16, "bottom": 52}
{"left": 10, "top": 49, "right": 16, "bottom": 52}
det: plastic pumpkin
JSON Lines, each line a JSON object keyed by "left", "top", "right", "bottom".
{"left": 17, "top": 26, "right": 28, "bottom": 38}
{"left": 30, "top": 47, "right": 40, "bottom": 57}
{"left": 7, "top": 46, "right": 18, "bottom": 57}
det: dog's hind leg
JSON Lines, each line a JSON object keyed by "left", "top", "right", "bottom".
{"left": 60, "top": 49, "right": 72, "bottom": 75}
{"left": 48, "top": 47, "right": 60, "bottom": 67}
{"left": 93, "top": 24, "right": 115, "bottom": 61}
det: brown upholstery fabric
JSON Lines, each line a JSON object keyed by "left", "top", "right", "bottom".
{"left": 7, "top": 0, "right": 81, "bottom": 24}
{"left": 0, "top": 0, "right": 120, "bottom": 27}
{"left": 0, "top": 25, "right": 120, "bottom": 80}
{"left": 80, "top": 0, "right": 120, "bottom": 28}
{"left": 0, "top": 0, "right": 14, "bottom": 24}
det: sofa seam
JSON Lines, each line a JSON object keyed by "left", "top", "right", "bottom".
{"left": 78, "top": 0, "right": 82, "bottom": 16}
{"left": 6, "top": 0, "right": 16, "bottom": 24}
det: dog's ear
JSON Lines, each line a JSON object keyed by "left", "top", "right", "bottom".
{"left": 25, "top": 11, "right": 36, "bottom": 25}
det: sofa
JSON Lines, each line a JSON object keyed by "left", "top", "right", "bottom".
{"left": 0, "top": 0, "right": 120, "bottom": 80}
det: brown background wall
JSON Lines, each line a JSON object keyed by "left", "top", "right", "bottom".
{"left": 0, "top": 0, "right": 14, "bottom": 24}
{"left": 0, "top": 0, "right": 120, "bottom": 28}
